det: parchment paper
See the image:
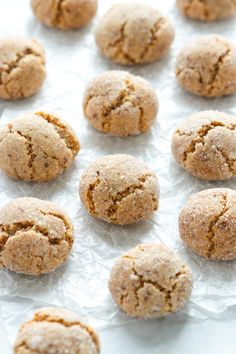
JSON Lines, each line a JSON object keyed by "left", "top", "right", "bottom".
{"left": 1, "top": 0, "right": 236, "bottom": 346}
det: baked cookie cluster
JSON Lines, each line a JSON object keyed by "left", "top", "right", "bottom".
{"left": 0, "top": 0, "right": 236, "bottom": 352}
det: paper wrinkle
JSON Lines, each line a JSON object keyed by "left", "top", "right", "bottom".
{"left": 1, "top": 0, "right": 236, "bottom": 344}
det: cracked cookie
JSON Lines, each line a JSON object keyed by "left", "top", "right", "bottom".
{"left": 79, "top": 154, "right": 159, "bottom": 225}
{"left": 83, "top": 71, "right": 158, "bottom": 137}
{"left": 109, "top": 244, "right": 192, "bottom": 318}
{"left": 0, "top": 37, "right": 46, "bottom": 100}
{"left": 14, "top": 307, "right": 100, "bottom": 354}
{"left": 95, "top": 3, "right": 175, "bottom": 65}
{"left": 179, "top": 188, "right": 236, "bottom": 260}
{"left": 31, "top": 0, "right": 98, "bottom": 30}
{"left": 171, "top": 110, "right": 236, "bottom": 180}
{"left": 176, "top": 35, "right": 236, "bottom": 97}
{"left": 0, "top": 197, "right": 74, "bottom": 275}
{"left": 0, "top": 111, "right": 80, "bottom": 182}
{"left": 176, "top": 0, "right": 236, "bottom": 21}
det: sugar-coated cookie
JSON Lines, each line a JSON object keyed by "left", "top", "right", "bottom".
{"left": 83, "top": 71, "right": 158, "bottom": 136}
{"left": 172, "top": 110, "right": 236, "bottom": 180}
{"left": 95, "top": 3, "right": 175, "bottom": 65}
{"left": 0, "top": 197, "right": 74, "bottom": 275}
{"left": 179, "top": 188, "right": 236, "bottom": 260}
{"left": 0, "top": 111, "right": 80, "bottom": 182}
{"left": 177, "top": 0, "right": 236, "bottom": 21}
{"left": 176, "top": 35, "right": 236, "bottom": 97}
{"left": 0, "top": 37, "right": 45, "bottom": 100}
{"left": 14, "top": 307, "right": 100, "bottom": 354}
{"left": 31, "top": 0, "right": 97, "bottom": 30}
{"left": 79, "top": 154, "right": 159, "bottom": 225}
{"left": 109, "top": 244, "right": 192, "bottom": 318}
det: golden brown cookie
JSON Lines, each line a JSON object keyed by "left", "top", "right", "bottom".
{"left": 79, "top": 154, "right": 159, "bottom": 225}
{"left": 0, "top": 197, "right": 74, "bottom": 275}
{"left": 179, "top": 188, "right": 236, "bottom": 260}
{"left": 0, "top": 37, "right": 46, "bottom": 100}
{"left": 0, "top": 111, "right": 80, "bottom": 182}
{"left": 109, "top": 244, "right": 192, "bottom": 318}
{"left": 95, "top": 3, "right": 175, "bottom": 65}
{"left": 83, "top": 71, "right": 158, "bottom": 136}
{"left": 14, "top": 307, "right": 100, "bottom": 354}
{"left": 31, "top": 0, "right": 98, "bottom": 30}
{"left": 176, "top": 0, "right": 236, "bottom": 21}
{"left": 171, "top": 110, "right": 236, "bottom": 180}
{"left": 176, "top": 34, "right": 236, "bottom": 97}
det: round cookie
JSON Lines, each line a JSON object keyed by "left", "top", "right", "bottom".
{"left": 14, "top": 307, "right": 100, "bottom": 354}
{"left": 179, "top": 188, "right": 236, "bottom": 260}
{"left": 109, "top": 244, "right": 192, "bottom": 318}
{"left": 171, "top": 110, "right": 236, "bottom": 180}
{"left": 79, "top": 154, "right": 159, "bottom": 225}
{"left": 0, "top": 197, "right": 74, "bottom": 275}
{"left": 95, "top": 3, "right": 175, "bottom": 65}
{"left": 0, "top": 111, "right": 80, "bottom": 182}
{"left": 0, "top": 37, "right": 46, "bottom": 100}
{"left": 176, "top": 35, "right": 236, "bottom": 97}
{"left": 31, "top": 0, "right": 97, "bottom": 30}
{"left": 83, "top": 71, "right": 158, "bottom": 137}
{"left": 176, "top": 0, "right": 236, "bottom": 21}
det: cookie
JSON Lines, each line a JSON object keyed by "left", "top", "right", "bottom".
{"left": 31, "top": 0, "right": 97, "bottom": 30}
{"left": 79, "top": 154, "right": 159, "bottom": 225}
{"left": 109, "top": 244, "right": 192, "bottom": 318}
{"left": 0, "top": 197, "right": 74, "bottom": 275}
{"left": 176, "top": 34, "right": 236, "bottom": 97}
{"left": 0, "top": 111, "right": 80, "bottom": 182}
{"left": 14, "top": 307, "right": 100, "bottom": 354}
{"left": 179, "top": 188, "right": 236, "bottom": 260}
{"left": 171, "top": 110, "right": 236, "bottom": 180}
{"left": 176, "top": 0, "right": 236, "bottom": 21}
{"left": 0, "top": 37, "right": 46, "bottom": 100}
{"left": 95, "top": 3, "right": 175, "bottom": 65}
{"left": 83, "top": 71, "right": 158, "bottom": 136}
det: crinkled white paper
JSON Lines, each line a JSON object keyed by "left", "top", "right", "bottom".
{"left": 1, "top": 0, "right": 236, "bottom": 346}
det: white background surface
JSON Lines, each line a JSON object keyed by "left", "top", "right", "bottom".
{"left": 1, "top": 0, "right": 236, "bottom": 353}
